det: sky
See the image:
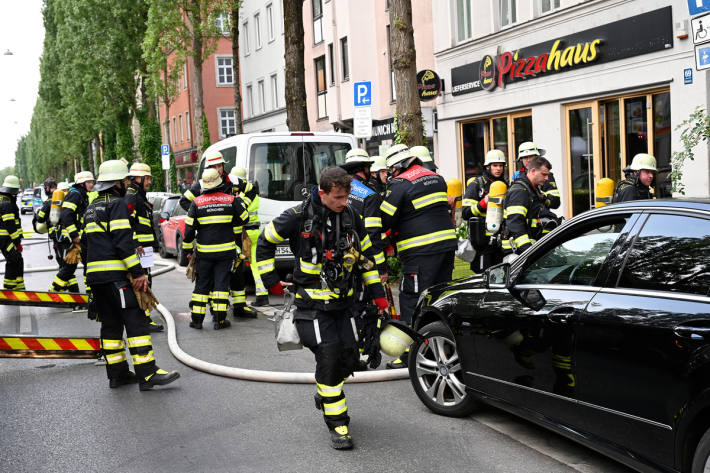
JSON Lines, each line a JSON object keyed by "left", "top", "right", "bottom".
{"left": 0, "top": 0, "right": 44, "bottom": 170}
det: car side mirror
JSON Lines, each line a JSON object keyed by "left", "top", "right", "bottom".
{"left": 486, "top": 263, "right": 510, "bottom": 289}
{"left": 160, "top": 211, "right": 170, "bottom": 220}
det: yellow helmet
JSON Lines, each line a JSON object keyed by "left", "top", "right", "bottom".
{"left": 128, "top": 162, "right": 152, "bottom": 178}
{"left": 201, "top": 168, "right": 222, "bottom": 190}
{"left": 629, "top": 153, "right": 657, "bottom": 172}
{"left": 379, "top": 322, "right": 414, "bottom": 358}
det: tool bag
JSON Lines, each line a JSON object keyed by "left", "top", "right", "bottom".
{"left": 272, "top": 291, "right": 302, "bottom": 351}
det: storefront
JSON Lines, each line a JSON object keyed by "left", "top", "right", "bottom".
{"left": 174, "top": 147, "right": 199, "bottom": 190}
{"left": 436, "top": 2, "right": 707, "bottom": 218}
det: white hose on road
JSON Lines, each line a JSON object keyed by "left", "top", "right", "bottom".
{"left": 156, "top": 302, "right": 409, "bottom": 384}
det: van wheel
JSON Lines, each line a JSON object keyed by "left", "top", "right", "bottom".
{"left": 408, "top": 321, "right": 477, "bottom": 417}
{"left": 176, "top": 235, "right": 189, "bottom": 266}
{"left": 692, "top": 427, "right": 710, "bottom": 473}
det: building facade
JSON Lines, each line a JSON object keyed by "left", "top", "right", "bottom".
{"left": 302, "top": 0, "right": 437, "bottom": 158}
{"left": 433, "top": 0, "right": 709, "bottom": 218}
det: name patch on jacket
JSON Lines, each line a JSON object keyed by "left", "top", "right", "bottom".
{"left": 194, "top": 194, "right": 235, "bottom": 206}
{"left": 398, "top": 165, "right": 436, "bottom": 183}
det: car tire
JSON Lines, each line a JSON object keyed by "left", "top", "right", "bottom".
{"left": 692, "top": 427, "right": 710, "bottom": 473}
{"left": 158, "top": 235, "right": 168, "bottom": 259}
{"left": 176, "top": 235, "right": 189, "bottom": 267}
{"left": 408, "top": 321, "right": 477, "bottom": 418}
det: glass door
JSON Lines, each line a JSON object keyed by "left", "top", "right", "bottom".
{"left": 460, "top": 121, "right": 487, "bottom": 185}
{"left": 565, "top": 103, "right": 598, "bottom": 216}
{"left": 601, "top": 100, "right": 622, "bottom": 183}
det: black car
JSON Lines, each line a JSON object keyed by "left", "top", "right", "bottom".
{"left": 409, "top": 199, "right": 710, "bottom": 473}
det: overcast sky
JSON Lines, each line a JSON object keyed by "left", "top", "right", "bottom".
{"left": 0, "top": 0, "right": 44, "bottom": 171}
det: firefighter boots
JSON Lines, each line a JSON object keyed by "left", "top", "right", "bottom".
{"left": 139, "top": 368, "right": 180, "bottom": 391}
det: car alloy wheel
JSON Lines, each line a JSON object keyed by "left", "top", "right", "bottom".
{"left": 408, "top": 321, "right": 477, "bottom": 417}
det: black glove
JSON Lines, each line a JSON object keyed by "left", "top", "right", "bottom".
{"left": 360, "top": 306, "right": 386, "bottom": 369}
{"left": 87, "top": 292, "right": 100, "bottom": 322}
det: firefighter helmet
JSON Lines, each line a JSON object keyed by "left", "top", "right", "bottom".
{"left": 203, "top": 150, "right": 226, "bottom": 168}
{"left": 97, "top": 160, "right": 129, "bottom": 182}
{"left": 385, "top": 144, "right": 413, "bottom": 169}
{"left": 0, "top": 175, "right": 20, "bottom": 195}
{"left": 341, "top": 148, "right": 373, "bottom": 172}
{"left": 629, "top": 153, "right": 657, "bottom": 172}
{"left": 201, "top": 168, "right": 222, "bottom": 190}
{"left": 379, "top": 322, "right": 415, "bottom": 358}
{"left": 484, "top": 149, "right": 507, "bottom": 166}
{"left": 518, "top": 141, "right": 546, "bottom": 158}
{"left": 57, "top": 182, "right": 70, "bottom": 191}
{"left": 410, "top": 146, "right": 437, "bottom": 170}
{"left": 74, "top": 171, "right": 95, "bottom": 184}
{"left": 128, "top": 162, "right": 152, "bottom": 178}
{"left": 231, "top": 166, "right": 247, "bottom": 179}
{"left": 44, "top": 177, "right": 57, "bottom": 189}
{"left": 370, "top": 155, "right": 386, "bottom": 172}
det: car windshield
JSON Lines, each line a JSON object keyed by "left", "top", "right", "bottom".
{"left": 249, "top": 142, "right": 350, "bottom": 201}
{"left": 163, "top": 198, "right": 178, "bottom": 216}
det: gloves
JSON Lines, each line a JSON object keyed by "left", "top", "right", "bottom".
{"left": 185, "top": 255, "right": 197, "bottom": 282}
{"left": 360, "top": 308, "right": 384, "bottom": 369}
{"left": 16, "top": 244, "right": 23, "bottom": 253}
{"left": 374, "top": 297, "right": 388, "bottom": 312}
{"left": 269, "top": 282, "right": 285, "bottom": 296}
{"left": 64, "top": 243, "right": 82, "bottom": 264}
{"left": 129, "top": 275, "right": 159, "bottom": 312}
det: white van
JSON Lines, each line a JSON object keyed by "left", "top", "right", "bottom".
{"left": 198, "top": 132, "right": 356, "bottom": 271}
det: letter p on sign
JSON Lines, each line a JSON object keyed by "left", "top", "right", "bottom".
{"left": 354, "top": 81, "right": 372, "bottom": 107}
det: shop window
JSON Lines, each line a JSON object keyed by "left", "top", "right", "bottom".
{"left": 653, "top": 92, "right": 672, "bottom": 197}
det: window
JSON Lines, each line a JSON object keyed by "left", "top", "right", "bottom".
{"left": 172, "top": 117, "right": 177, "bottom": 145}
{"left": 185, "top": 111, "right": 191, "bottom": 140}
{"left": 328, "top": 43, "right": 335, "bottom": 85}
{"left": 500, "top": 0, "right": 517, "bottom": 28}
{"left": 216, "top": 56, "right": 234, "bottom": 86}
{"left": 520, "top": 217, "right": 629, "bottom": 286}
{"left": 183, "top": 63, "right": 188, "bottom": 90}
{"left": 270, "top": 74, "right": 278, "bottom": 109}
{"left": 219, "top": 109, "right": 236, "bottom": 138}
{"left": 246, "top": 85, "right": 253, "bottom": 118}
{"left": 215, "top": 13, "right": 229, "bottom": 35}
{"left": 315, "top": 56, "right": 327, "bottom": 119}
{"left": 254, "top": 13, "right": 262, "bottom": 49}
{"left": 266, "top": 3, "right": 275, "bottom": 41}
{"left": 618, "top": 215, "right": 710, "bottom": 296}
{"left": 243, "top": 21, "right": 250, "bottom": 54}
{"left": 313, "top": 0, "right": 323, "bottom": 44}
{"left": 179, "top": 114, "right": 184, "bottom": 142}
{"left": 249, "top": 142, "right": 350, "bottom": 201}
{"left": 541, "top": 0, "right": 561, "bottom": 13}
{"left": 455, "top": 0, "right": 472, "bottom": 42}
{"left": 258, "top": 79, "right": 265, "bottom": 114}
{"left": 340, "top": 37, "right": 349, "bottom": 81}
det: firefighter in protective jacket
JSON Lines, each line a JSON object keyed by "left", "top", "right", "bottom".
{"left": 503, "top": 155, "right": 559, "bottom": 254}
{"left": 0, "top": 175, "right": 24, "bottom": 290}
{"left": 612, "top": 153, "right": 656, "bottom": 203}
{"left": 182, "top": 168, "right": 249, "bottom": 330}
{"left": 513, "top": 142, "right": 561, "bottom": 209}
{"left": 53, "top": 170, "right": 94, "bottom": 292}
{"left": 84, "top": 160, "right": 179, "bottom": 391}
{"left": 179, "top": 150, "right": 230, "bottom": 211}
{"left": 255, "top": 167, "right": 388, "bottom": 450}
{"left": 125, "top": 162, "right": 163, "bottom": 332}
{"left": 34, "top": 178, "right": 62, "bottom": 262}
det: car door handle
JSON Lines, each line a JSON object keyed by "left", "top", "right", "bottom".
{"left": 547, "top": 308, "right": 575, "bottom": 324}
{"left": 674, "top": 325, "right": 710, "bottom": 339}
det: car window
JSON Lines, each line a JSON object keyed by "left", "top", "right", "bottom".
{"left": 618, "top": 214, "right": 710, "bottom": 296}
{"left": 219, "top": 146, "right": 237, "bottom": 172}
{"left": 519, "top": 218, "right": 628, "bottom": 286}
{"left": 172, "top": 202, "right": 187, "bottom": 217}
{"left": 163, "top": 198, "right": 178, "bottom": 215}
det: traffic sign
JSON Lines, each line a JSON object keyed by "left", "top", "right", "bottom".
{"left": 161, "top": 144, "right": 170, "bottom": 156}
{"left": 685, "top": 68, "right": 694, "bottom": 84}
{"left": 695, "top": 43, "right": 710, "bottom": 70}
{"left": 161, "top": 144, "right": 170, "bottom": 170}
{"left": 689, "top": 0, "right": 710, "bottom": 16}
{"left": 692, "top": 13, "right": 710, "bottom": 44}
{"left": 353, "top": 106, "right": 372, "bottom": 139}
{"left": 354, "top": 81, "right": 372, "bottom": 107}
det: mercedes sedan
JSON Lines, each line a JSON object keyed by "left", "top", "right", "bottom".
{"left": 409, "top": 200, "right": 710, "bottom": 473}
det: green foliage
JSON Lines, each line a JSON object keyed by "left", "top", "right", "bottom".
{"left": 671, "top": 106, "right": 710, "bottom": 195}
{"left": 387, "top": 256, "right": 402, "bottom": 280}
{"left": 202, "top": 110, "right": 211, "bottom": 151}
{"left": 137, "top": 106, "right": 166, "bottom": 191}
{"left": 0, "top": 167, "right": 17, "bottom": 185}
{"left": 456, "top": 222, "right": 468, "bottom": 240}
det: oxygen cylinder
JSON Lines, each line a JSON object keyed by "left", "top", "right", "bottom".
{"left": 595, "top": 178, "right": 615, "bottom": 207}
{"left": 486, "top": 180, "right": 508, "bottom": 234}
{"left": 49, "top": 189, "right": 66, "bottom": 226}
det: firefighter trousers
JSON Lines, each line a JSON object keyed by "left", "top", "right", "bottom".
{"left": 2, "top": 247, "right": 24, "bottom": 290}
{"left": 191, "top": 257, "right": 231, "bottom": 324}
{"left": 229, "top": 259, "right": 246, "bottom": 307}
{"left": 94, "top": 282, "right": 157, "bottom": 380}
{"left": 399, "top": 250, "right": 455, "bottom": 325}
{"left": 295, "top": 308, "right": 360, "bottom": 430}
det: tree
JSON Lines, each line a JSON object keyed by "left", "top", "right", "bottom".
{"left": 389, "top": 0, "right": 423, "bottom": 146}
{"left": 283, "top": 0, "right": 309, "bottom": 131}
{"left": 229, "top": 0, "right": 244, "bottom": 135}
{"left": 671, "top": 106, "right": 710, "bottom": 195}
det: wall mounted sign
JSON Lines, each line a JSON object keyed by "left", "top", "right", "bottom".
{"left": 416, "top": 69, "right": 442, "bottom": 101}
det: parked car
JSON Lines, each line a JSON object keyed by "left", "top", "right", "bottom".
{"left": 152, "top": 193, "right": 179, "bottom": 246}
{"left": 159, "top": 200, "right": 189, "bottom": 266}
{"left": 20, "top": 188, "right": 39, "bottom": 214}
{"left": 409, "top": 199, "right": 710, "bottom": 473}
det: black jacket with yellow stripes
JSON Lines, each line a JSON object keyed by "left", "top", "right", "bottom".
{"left": 182, "top": 187, "right": 249, "bottom": 261}
{"left": 84, "top": 192, "right": 144, "bottom": 285}
{"left": 60, "top": 186, "right": 89, "bottom": 242}
{"left": 0, "top": 194, "right": 21, "bottom": 252}
{"left": 503, "top": 174, "right": 557, "bottom": 254}
{"left": 179, "top": 175, "right": 234, "bottom": 211}
{"left": 35, "top": 198, "right": 58, "bottom": 240}
{"left": 256, "top": 187, "right": 385, "bottom": 312}
{"left": 380, "top": 164, "right": 457, "bottom": 258}
{"left": 125, "top": 183, "right": 157, "bottom": 249}
{"left": 612, "top": 176, "right": 653, "bottom": 203}
{"left": 346, "top": 175, "right": 386, "bottom": 272}
{"left": 462, "top": 171, "right": 509, "bottom": 221}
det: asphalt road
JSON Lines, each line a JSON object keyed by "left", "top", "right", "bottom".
{"left": 0, "top": 214, "right": 634, "bottom": 473}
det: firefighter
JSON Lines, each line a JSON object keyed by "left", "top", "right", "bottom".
{"left": 513, "top": 142, "right": 561, "bottom": 209}
{"left": 125, "top": 162, "right": 163, "bottom": 333}
{"left": 612, "top": 153, "right": 657, "bottom": 203}
{"left": 182, "top": 168, "right": 249, "bottom": 330}
{"left": 380, "top": 144, "right": 457, "bottom": 368}
{"left": 53, "top": 171, "right": 94, "bottom": 293}
{"left": 255, "top": 166, "right": 388, "bottom": 450}
{"left": 0, "top": 175, "right": 24, "bottom": 290}
{"left": 503, "top": 155, "right": 559, "bottom": 255}
{"left": 179, "top": 150, "right": 230, "bottom": 211}
{"left": 84, "top": 160, "right": 179, "bottom": 390}
{"left": 227, "top": 166, "right": 262, "bottom": 314}
{"left": 367, "top": 155, "right": 388, "bottom": 198}
{"left": 35, "top": 178, "right": 65, "bottom": 264}
{"left": 462, "top": 149, "right": 509, "bottom": 272}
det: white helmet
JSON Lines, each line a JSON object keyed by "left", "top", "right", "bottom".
{"left": 629, "top": 153, "right": 657, "bottom": 172}
{"left": 484, "top": 149, "right": 507, "bottom": 166}
{"left": 518, "top": 141, "right": 546, "bottom": 158}
{"left": 74, "top": 171, "right": 95, "bottom": 184}
{"left": 370, "top": 155, "right": 386, "bottom": 172}
{"left": 57, "top": 182, "right": 70, "bottom": 191}
{"left": 128, "top": 162, "right": 152, "bottom": 178}
{"left": 385, "top": 144, "right": 414, "bottom": 170}
{"left": 203, "top": 150, "right": 226, "bottom": 168}
{"left": 200, "top": 168, "right": 222, "bottom": 190}
{"left": 341, "top": 148, "right": 373, "bottom": 172}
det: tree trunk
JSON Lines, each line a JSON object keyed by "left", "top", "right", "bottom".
{"left": 187, "top": 0, "right": 206, "bottom": 150}
{"left": 230, "top": 2, "right": 243, "bottom": 135}
{"left": 283, "top": 0, "right": 309, "bottom": 131}
{"left": 389, "top": 0, "right": 422, "bottom": 146}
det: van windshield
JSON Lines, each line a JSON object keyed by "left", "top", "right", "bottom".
{"left": 250, "top": 142, "right": 350, "bottom": 201}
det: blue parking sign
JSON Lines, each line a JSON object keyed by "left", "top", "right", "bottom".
{"left": 161, "top": 144, "right": 170, "bottom": 156}
{"left": 354, "top": 81, "right": 372, "bottom": 107}
{"left": 685, "top": 68, "right": 694, "bottom": 84}
{"left": 689, "top": 0, "right": 710, "bottom": 16}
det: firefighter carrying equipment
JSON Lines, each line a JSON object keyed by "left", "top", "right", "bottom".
{"left": 125, "top": 180, "right": 157, "bottom": 248}
{"left": 446, "top": 178, "right": 462, "bottom": 208}
{"left": 0, "top": 190, "right": 24, "bottom": 290}
{"left": 64, "top": 243, "right": 82, "bottom": 264}
{"left": 503, "top": 173, "right": 559, "bottom": 254}
{"left": 595, "top": 178, "right": 615, "bottom": 207}
{"left": 486, "top": 180, "right": 508, "bottom": 234}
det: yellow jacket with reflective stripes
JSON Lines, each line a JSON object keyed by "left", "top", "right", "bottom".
{"left": 231, "top": 177, "right": 260, "bottom": 228}
{"left": 124, "top": 183, "right": 156, "bottom": 248}
{"left": 380, "top": 164, "right": 457, "bottom": 258}
{"left": 84, "top": 192, "right": 144, "bottom": 285}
